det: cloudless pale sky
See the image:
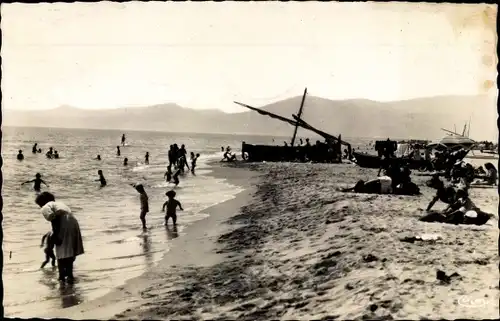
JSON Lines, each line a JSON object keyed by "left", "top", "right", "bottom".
{"left": 2, "top": 2, "right": 497, "bottom": 112}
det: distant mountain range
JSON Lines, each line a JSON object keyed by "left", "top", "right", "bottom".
{"left": 2, "top": 94, "right": 497, "bottom": 141}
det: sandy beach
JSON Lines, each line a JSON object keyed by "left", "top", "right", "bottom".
{"left": 45, "top": 161, "right": 498, "bottom": 320}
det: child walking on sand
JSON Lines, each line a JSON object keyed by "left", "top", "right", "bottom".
{"left": 132, "top": 184, "right": 149, "bottom": 229}
{"left": 162, "top": 190, "right": 183, "bottom": 226}
{"left": 40, "top": 231, "right": 56, "bottom": 268}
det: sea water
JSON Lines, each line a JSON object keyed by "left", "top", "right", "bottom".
{"left": 1, "top": 127, "right": 290, "bottom": 317}
{"left": 1, "top": 126, "right": 373, "bottom": 317}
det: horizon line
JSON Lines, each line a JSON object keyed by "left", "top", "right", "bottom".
{"left": 2, "top": 93, "right": 495, "bottom": 112}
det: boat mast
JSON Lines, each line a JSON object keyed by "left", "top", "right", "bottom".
{"left": 290, "top": 88, "right": 307, "bottom": 147}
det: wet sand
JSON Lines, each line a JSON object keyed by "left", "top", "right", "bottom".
{"left": 46, "top": 161, "right": 499, "bottom": 320}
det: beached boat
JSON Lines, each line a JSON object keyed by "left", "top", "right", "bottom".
{"left": 235, "top": 88, "right": 352, "bottom": 163}
{"left": 352, "top": 151, "right": 431, "bottom": 170}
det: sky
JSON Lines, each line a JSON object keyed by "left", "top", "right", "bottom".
{"left": 2, "top": 2, "right": 497, "bottom": 112}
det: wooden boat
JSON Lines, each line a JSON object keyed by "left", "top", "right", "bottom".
{"left": 352, "top": 152, "right": 431, "bottom": 170}
{"left": 235, "top": 88, "right": 352, "bottom": 163}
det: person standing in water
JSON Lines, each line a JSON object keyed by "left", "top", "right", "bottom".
{"left": 116, "top": 146, "right": 121, "bottom": 156}
{"left": 121, "top": 134, "right": 126, "bottom": 147}
{"left": 96, "top": 170, "right": 107, "bottom": 187}
{"left": 131, "top": 184, "right": 149, "bottom": 229}
{"left": 191, "top": 152, "right": 200, "bottom": 174}
{"left": 162, "top": 190, "right": 183, "bottom": 226}
{"left": 17, "top": 150, "right": 24, "bottom": 161}
{"left": 53, "top": 150, "right": 60, "bottom": 159}
{"left": 40, "top": 231, "right": 56, "bottom": 268}
{"left": 32, "top": 143, "right": 38, "bottom": 154}
{"left": 124, "top": 158, "right": 128, "bottom": 166}
{"left": 96, "top": 155, "right": 101, "bottom": 161}
{"left": 145, "top": 152, "right": 150, "bottom": 165}
{"left": 22, "top": 173, "right": 49, "bottom": 192}
{"left": 36, "top": 192, "right": 84, "bottom": 284}
{"left": 46, "top": 147, "right": 54, "bottom": 159}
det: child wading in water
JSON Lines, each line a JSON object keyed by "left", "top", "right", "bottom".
{"left": 190, "top": 152, "right": 200, "bottom": 174}
{"left": 132, "top": 184, "right": 149, "bottom": 229}
{"left": 96, "top": 170, "right": 107, "bottom": 187}
{"left": 162, "top": 190, "right": 183, "bottom": 226}
{"left": 40, "top": 231, "right": 56, "bottom": 268}
{"left": 22, "top": 173, "right": 49, "bottom": 192}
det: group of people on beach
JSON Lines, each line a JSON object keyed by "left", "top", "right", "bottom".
{"left": 343, "top": 142, "right": 497, "bottom": 226}
{"left": 18, "top": 134, "right": 206, "bottom": 285}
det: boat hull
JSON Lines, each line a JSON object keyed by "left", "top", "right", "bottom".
{"left": 352, "top": 152, "right": 430, "bottom": 170}
{"left": 241, "top": 143, "right": 342, "bottom": 163}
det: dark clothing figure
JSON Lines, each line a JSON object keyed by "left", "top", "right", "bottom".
{"left": 173, "top": 168, "right": 181, "bottom": 185}
{"left": 426, "top": 176, "right": 457, "bottom": 211}
{"left": 22, "top": 173, "right": 48, "bottom": 192}
{"left": 96, "top": 155, "right": 101, "bottom": 161}
{"left": 124, "top": 158, "right": 128, "bottom": 166}
{"left": 191, "top": 153, "right": 199, "bottom": 174}
{"left": 121, "top": 134, "right": 126, "bottom": 146}
{"left": 162, "top": 190, "right": 183, "bottom": 226}
{"left": 168, "top": 145, "right": 175, "bottom": 168}
{"left": 96, "top": 170, "right": 107, "bottom": 187}
{"left": 57, "top": 257, "right": 76, "bottom": 283}
{"left": 145, "top": 152, "right": 150, "bottom": 165}
{"left": 17, "top": 150, "right": 24, "bottom": 161}
{"left": 40, "top": 231, "right": 56, "bottom": 268}
{"left": 54, "top": 151, "right": 60, "bottom": 159}
{"left": 117, "top": 146, "right": 121, "bottom": 156}
{"left": 164, "top": 167, "right": 173, "bottom": 182}
{"left": 32, "top": 143, "right": 38, "bottom": 154}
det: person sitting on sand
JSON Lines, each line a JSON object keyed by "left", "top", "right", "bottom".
{"left": 425, "top": 175, "right": 457, "bottom": 211}
{"left": 475, "top": 162, "right": 498, "bottom": 186}
{"left": 96, "top": 170, "right": 107, "bottom": 187}
{"left": 35, "top": 192, "right": 84, "bottom": 284}
{"left": 162, "top": 190, "right": 183, "bottom": 226}
{"left": 32, "top": 143, "right": 38, "bottom": 154}
{"left": 420, "top": 189, "right": 493, "bottom": 226}
{"left": 116, "top": 146, "right": 121, "bottom": 156}
{"left": 123, "top": 157, "right": 128, "bottom": 166}
{"left": 17, "top": 150, "right": 24, "bottom": 161}
{"left": 22, "top": 173, "right": 49, "bottom": 192}
{"left": 145, "top": 152, "right": 150, "bottom": 165}
{"left": 96, "top": 155, "right": 101, "bottom": 161}
{"left": 40, "top": 231, "right": 56, "bottom": 268}
{"left": 131, "top": 184, "right": 149, "bottom": 230}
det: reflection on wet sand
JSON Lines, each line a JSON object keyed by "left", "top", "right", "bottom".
{"left": 39, "top": 267, "right": 84, "bottom": 309}
{"left": 141, "top": 232, "right": 153, "bottom": 269}
{"left": 165, "top": 225, "right": 179, "bottom": 240}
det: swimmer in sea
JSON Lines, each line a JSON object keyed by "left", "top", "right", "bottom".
{"left": 32, "top": 143, "right": 38, "bottom": 154}
{"left": 53, "top": 150, "right": 60, "bottom": 159}
{"left": 117, "top": 146, "right": 121, "bottom": 156}
{"left": 22, "top": 173, "right": 49, "bottom": 192}
{"left": 162, "top": 190, "right": 183, "bottom": 226}
{"left": 96, "top": 155, "right": 101, "bottom": 161}
{"left": 17, "top": 150, "right": 24, "bottom": 161}
{"left": 96, "top": 170, "right": 107, "bottom": 187}
{"left": 121, "top": 134, "right": 126, "bottom": 147}
{"left": 38, "top": 148, "right": 42, "bottom": 153}
{"left": 145, "top": 152, "right": 150, "bottom": 165}
{"left": 124, "top": 157, "right": 128, "bottom": 166}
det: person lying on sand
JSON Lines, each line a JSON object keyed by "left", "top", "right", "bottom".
{"left": 420, "top": 189, "right": 493, "bottom": 226}
{"left": 342, "top": 176, "right": 393, "bottom": 194}
{"left": 426, "top": 175, "right": 458, "bottom": 211}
